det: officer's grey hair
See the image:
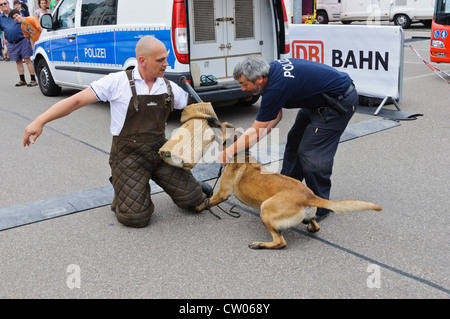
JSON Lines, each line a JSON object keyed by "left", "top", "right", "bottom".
{"left": 233, "top": 55, "right": 270, "bottom": 82}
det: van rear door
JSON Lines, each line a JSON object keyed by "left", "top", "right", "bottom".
{"left": 187, "top": 0, "right": 264, "bottom": 85}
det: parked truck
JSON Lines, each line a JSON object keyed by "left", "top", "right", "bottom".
{"left": 339, "top": 0, "right": 433, "bottom": 28}
{"left": 316, "top": 0, "right": 342, "bottom": 24}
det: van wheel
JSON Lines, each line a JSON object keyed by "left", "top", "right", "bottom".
{"left": 394, "top": 14, "right": 411, "bottom": 29}
{"left": 316, "top": 11, "right": 329, "bottom": 24}
{"left": 37, "top": 59, "right": 61, "bottom": 96}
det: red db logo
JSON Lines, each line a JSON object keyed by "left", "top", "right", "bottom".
{"left": 292, "top": 40, "right": 324, "bottom": 64}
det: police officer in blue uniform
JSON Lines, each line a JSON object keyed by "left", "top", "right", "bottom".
{"left": 219, "top": 56, "right": 357, "bottom": 221}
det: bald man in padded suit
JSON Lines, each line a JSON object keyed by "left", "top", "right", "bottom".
{"left": 23, "top": 36, "right": 211, "bottom": 228}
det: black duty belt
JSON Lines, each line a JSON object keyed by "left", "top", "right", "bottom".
{"left": 321, "top": 83, "right": 355, "bottom": 115}
{"left": 336, "top": 83, "right": 355, "bottom": 101}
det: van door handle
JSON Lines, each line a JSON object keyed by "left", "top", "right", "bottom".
{"left": 67, "top": 35, "right": 76, "bottom": 41}
{"left": 216, "top": 17, "right": 234, "bottom": 23}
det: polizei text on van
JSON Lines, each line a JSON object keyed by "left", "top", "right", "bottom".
{"left": 84, "top": 47, "right": 107, "bottom": 59}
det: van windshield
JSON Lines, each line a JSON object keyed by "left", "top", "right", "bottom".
{"left": 435, "top": 0, "right": 450, "bottom": 25}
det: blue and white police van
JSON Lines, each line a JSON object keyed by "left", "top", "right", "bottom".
{"left": 34, "top": 0, "right": 290, "bottom": 105}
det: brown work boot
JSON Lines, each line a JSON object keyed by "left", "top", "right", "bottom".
{"left": 15, "top": 80, "right": 27, "bottom": 87}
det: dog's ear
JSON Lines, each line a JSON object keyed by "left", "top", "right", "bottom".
{"left": 207, "top": 117, "right": 220, "bottom": 128}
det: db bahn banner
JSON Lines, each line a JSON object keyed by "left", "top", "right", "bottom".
{"left": 289, "top": 24, "right": 404, "bottom": 100}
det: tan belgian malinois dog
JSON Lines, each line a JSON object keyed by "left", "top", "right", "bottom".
{"left": 195, "top": 118, "right": 382, "bottom": 249}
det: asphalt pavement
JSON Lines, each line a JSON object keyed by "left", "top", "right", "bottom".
{"left": 0, "top": 27, "right": 448, "bottom": 301}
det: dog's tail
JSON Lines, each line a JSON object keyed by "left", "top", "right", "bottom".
{"left": 307, "top": 197, "right": 382, "bottom": 213}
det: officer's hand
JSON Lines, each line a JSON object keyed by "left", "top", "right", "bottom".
{"left": 218, "top": 150, "right": 228, "bottom": 165}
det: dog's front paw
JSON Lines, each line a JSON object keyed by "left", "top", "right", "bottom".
{"left": 195, "top": 203, "right": 205, "bottom": 212}
{"left": 195, "top": 199, "right": 209, "bottom": 212}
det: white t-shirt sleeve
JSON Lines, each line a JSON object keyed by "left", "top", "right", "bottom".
{"left": 90, "top": 71, "right": 131, "bottom": 136}
{"left": 90, "top": 71, "right": 130, "bottom": 102}
{"left": 168, "top": 80, "right": 189, "bottom": 110}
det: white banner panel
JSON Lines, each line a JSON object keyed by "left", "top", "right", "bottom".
{"left": 288, "top": 24, "right": 404, "bottom": 100}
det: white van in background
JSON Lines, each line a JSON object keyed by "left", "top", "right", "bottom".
{"left": 339, "top": 0, "right": 433, "bottom": 28}
{"left": 34, "top": 0, "right": 290, "bottom": 105}
{"left": 316, "top": 0, "right": 342, "bottom": 24}
{"left": 389, "top": 0, "right": 433, "bottom": 28}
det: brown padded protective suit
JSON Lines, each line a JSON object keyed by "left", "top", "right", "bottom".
{"left": 109, "top": 71, "right": 206, "bottom": 228}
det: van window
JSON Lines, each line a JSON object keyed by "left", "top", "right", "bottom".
{"left": 81, "top": 0, "right": 118, "bottom": 26}
{"left": 192, "top": 0, "right": 216, "bottom": 43}
{"left": 57, "top": 0, "right": 77, "bottom": 29}
{"left": 235, "top": 0, "right": 255, "bottom": 39}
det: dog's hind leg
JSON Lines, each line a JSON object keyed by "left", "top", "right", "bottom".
{"left": 249, "top": 223, "right": 286, "bottom": 249}
{"left": 303, "top": 206, "right": 320, "bottom": 233}
{"left": 307, "top": 219, "right": 320, "bottom": 233}
{"left": 249, "top": 201, "right": 288, "bottom": 249}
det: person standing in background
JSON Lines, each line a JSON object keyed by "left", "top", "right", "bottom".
{"left": 13, "top": 0, "right": 28, "bottom": 16}
{"left": 48, "top": 0, "right": 59, "bottom": 12}
{"left": 35, "top": 0, "right": 51, "bottom": 19}
{"left": 0, "top": 1, "right": 37, "bottom": 86}
{"left": 11, "top": 8, "right": 42, "bottom": 48}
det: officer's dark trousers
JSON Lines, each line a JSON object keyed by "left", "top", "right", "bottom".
{"left": 281, "top": 88, "right": 358, "bottom": 215}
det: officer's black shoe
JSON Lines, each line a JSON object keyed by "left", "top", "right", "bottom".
{"left": 201, "top": 182, "right": 213, "bottom": 198}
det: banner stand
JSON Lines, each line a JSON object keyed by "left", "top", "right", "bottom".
{"left": 374, "top": 31, "right": 404, "bottom": 116}
{"left": 374, "top": 96, "right": 401, "bottom": 115}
